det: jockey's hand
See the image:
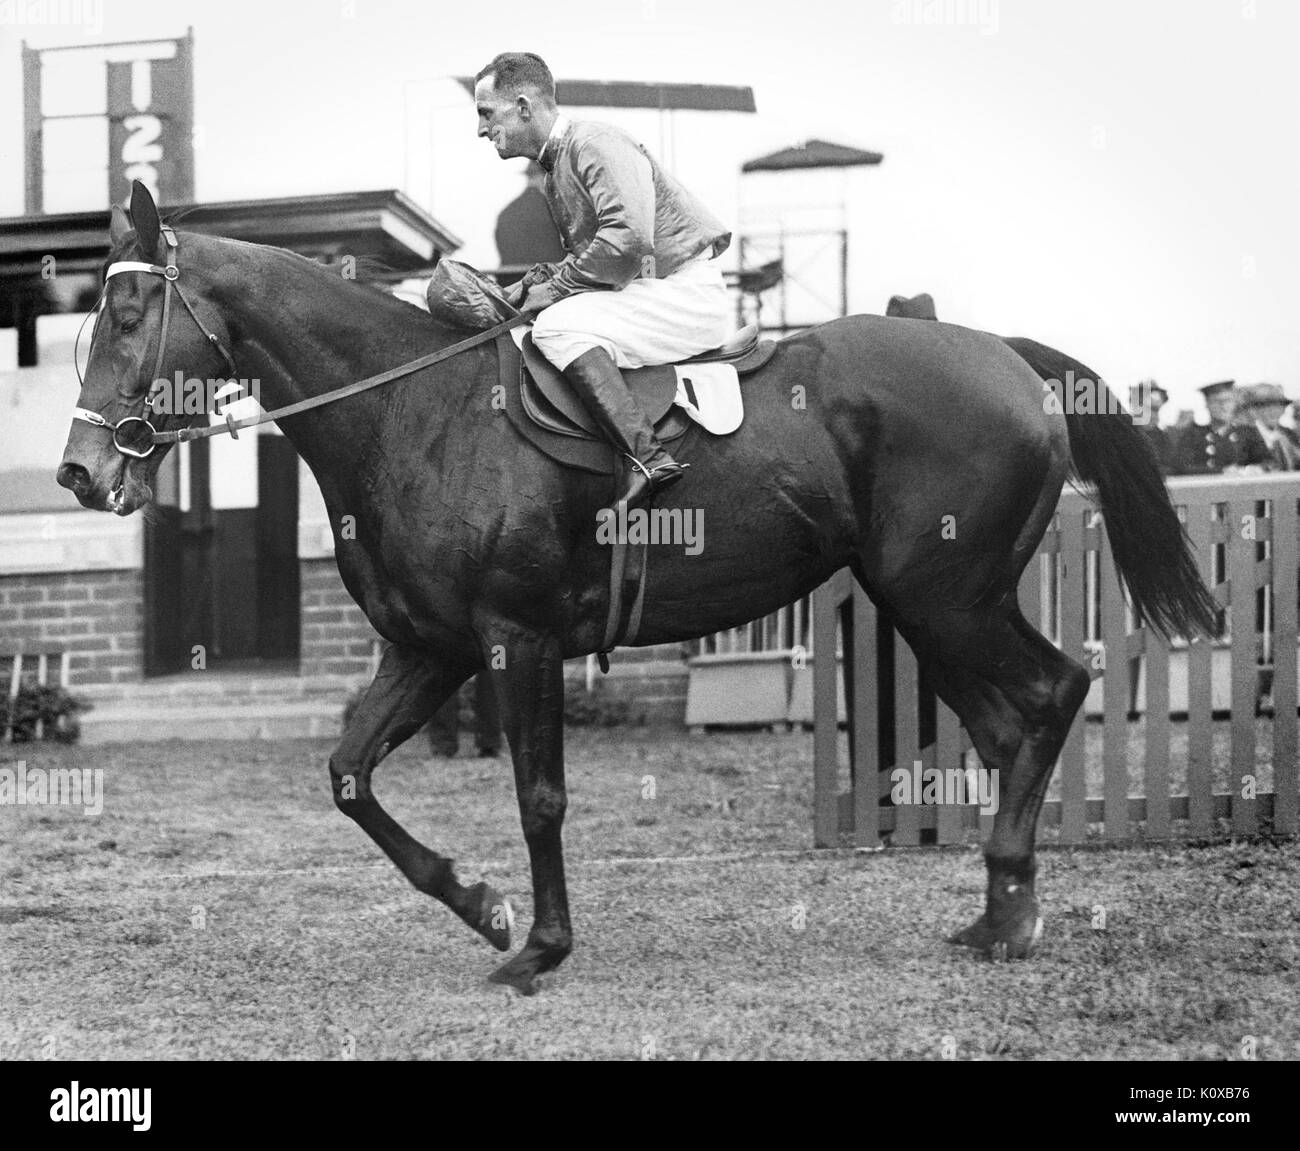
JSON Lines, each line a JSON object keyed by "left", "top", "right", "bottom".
{"left": 523, "top": 262, "right": 559, "bottom": 286}
{"left": 519, "top": 282, "right": 554, "bottom": 317}
{"left": 503, "top": 279, "right": 526, "bottom": 308}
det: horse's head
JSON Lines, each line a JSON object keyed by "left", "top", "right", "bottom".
{"left": 56, "top": 180, "right": 237, "bottom": 515}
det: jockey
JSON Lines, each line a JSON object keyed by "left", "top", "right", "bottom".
{"left": 474, "top": 51, "right": 732, "bottom": 508}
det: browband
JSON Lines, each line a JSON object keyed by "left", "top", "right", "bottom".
{"left": 106, "top": 260, "right": 174, "bottom": 280}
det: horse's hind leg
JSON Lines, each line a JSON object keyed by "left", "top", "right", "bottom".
{"left": 329, "top": 643, "right": 512, "bottom": 952}
{"left": 898, "top": 606, "right": 1090, "bottom": 957}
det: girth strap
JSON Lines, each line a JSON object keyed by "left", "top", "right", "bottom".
{"left": 597, "top": 460, "right": 653, "bottom": 672}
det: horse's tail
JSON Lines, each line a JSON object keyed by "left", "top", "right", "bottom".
{"left": 1002, "top": 335, "right": 1218, "bottom": 641}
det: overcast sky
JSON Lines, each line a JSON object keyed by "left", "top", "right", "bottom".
{"left": 2, "top": 0, "right": 1297, "bottom": 414}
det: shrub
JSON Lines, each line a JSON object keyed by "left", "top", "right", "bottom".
{"left": 564, "top": 689, "right": 643, "bottom": 728}
{"left": 4, "top": 683, "right": 91, "bottom": 743}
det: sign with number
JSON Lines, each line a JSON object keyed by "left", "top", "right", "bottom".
{"left": 106, "top": 38, "right": 194, "bottom": 208}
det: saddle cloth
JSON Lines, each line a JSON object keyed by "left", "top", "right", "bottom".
{"left": 503, "top": 324, "right": 776, "bottom": 473}
{"left": 671, "top": 362, "right": 744, "bottom": 435}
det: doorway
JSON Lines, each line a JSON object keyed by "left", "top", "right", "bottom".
{"left": 143, "top": 431, "right": 300, "bottom": 675}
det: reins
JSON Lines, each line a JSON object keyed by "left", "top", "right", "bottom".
{"left": 74, "top": 227, "right": 529, "bottom": 453}
{"left": 154, "top": 314, "right": 529, "bottom": 446}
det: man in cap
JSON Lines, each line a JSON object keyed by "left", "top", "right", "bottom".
{"left": 474, "top": 51, "right": 732, "bottom": 509}
{"left": 1171, "top": 380, "right": 1270, "bottom": 475}
{"left": 1129, "top": 379, "right": 1175, "bottom": 474}
{"left": 1237, "top": 383, "right": 1299, "bottom": 471}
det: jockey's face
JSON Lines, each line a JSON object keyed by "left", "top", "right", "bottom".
{"left": 475, "top": 77, "right": 542, "bottom": 160}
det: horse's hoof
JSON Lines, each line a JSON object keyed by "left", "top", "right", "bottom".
{"left": 487, "top": 962, "right": 542, "bottom": 996}
{"left": 487, "top": 935, "right": 570, "bottom": 995}
{"left": 948, "top": 913, "right": 1043, "bottom": 959}
{"left": 466, "top": 882, "right": 513, "bottom": 952}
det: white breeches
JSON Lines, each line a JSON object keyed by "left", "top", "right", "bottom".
{"left": 530, "top": 256, "right": 732, "bottom": 371}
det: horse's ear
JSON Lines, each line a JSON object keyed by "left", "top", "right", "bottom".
{"left": 128, "top": 180, "right": 162, "bottom": 260}
{"left": 109, "top": 204, "right": 131, "bottom": 246}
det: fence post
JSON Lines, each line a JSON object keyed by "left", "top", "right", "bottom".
{"left": 4, "top": 653, "right": 23, "bottom": 744}
{"left": 850, "top": 585, "right": 880, "bottom": 848}
{"left": 1099, "top": 520, "right": 1130, "bottom": 841}
{"left": 812, "top": 577, "right": 843, "bottom": 847}
{"left": 1273, "top": 490, "right": 1299, "bottom": 835}
{"left": 1185, "top": 498, "right": 1216, "bottom": 837}
{"left": 1228, "top": 496, "right": 1259, "bottom": 835}
{"left": 1058, "top": 500, "right": 1089, "bottom": 843}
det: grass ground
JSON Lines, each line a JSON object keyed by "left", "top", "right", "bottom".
{"left": 2, "top": 727, "right": 1298, "bottom": 1059}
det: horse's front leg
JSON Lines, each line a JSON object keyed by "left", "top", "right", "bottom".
{"left": 330, "top": 642, "right": 512, "bottom": 952}
{"left": 475, "top": 611, "right": 571, "bottom": 995}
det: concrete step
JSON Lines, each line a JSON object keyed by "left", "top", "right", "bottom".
{"left": 80, "top": 699, "right": 347, "bottom": 744}
{"left": 82, "top": 673, "right": 362, "bottom": 706}
{"left": 71, "top": 660, "right": 691, "bottom": 744}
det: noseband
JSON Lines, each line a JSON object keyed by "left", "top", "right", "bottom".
{"left": 72, "top": 224, "right": 237, "bottom": 458}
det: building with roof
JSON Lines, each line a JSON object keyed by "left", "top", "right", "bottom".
{"left": 0, "top": 187, "right": 462, "bottom": 738}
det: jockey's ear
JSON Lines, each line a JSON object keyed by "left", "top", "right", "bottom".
{"left": 128, "top": 179, "right": 163, "bottom": 262}
{"left": 109, "top": 204, "right": 131, "bottom": 246}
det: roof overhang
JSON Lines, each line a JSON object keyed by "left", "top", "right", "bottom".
{"left": 0, "top": 188, "right": 461, "bottom": 286}
{"left": 742, "top": 139, "right": 884, "bottom": 173}
{"left": 457, "top": 76, "right": 756, "bottom": 113}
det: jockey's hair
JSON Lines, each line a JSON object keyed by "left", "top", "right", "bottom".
{"left": 475, "top": 51, "right": 556, "bottom": 105}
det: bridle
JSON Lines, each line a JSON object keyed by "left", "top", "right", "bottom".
{"left": 73, "top": 224, "right": 238, "bottom": 458}
{"left": 72, "top": 226, "right": 530, "bottom": 460}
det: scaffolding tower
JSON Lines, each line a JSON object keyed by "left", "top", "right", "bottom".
{"left": 734, "top": 138, "right": 883, "bottom": 337}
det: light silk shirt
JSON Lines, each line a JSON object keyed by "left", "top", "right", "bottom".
{"left": 533, "top": 115, "right": 731, "bottom": 304}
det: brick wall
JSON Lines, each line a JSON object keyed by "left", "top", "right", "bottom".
{"left": 0, "top": 569, "right": 143, "bottom": 686}
{"left": 299, "top": 559, "right": 384, "bottom": 679}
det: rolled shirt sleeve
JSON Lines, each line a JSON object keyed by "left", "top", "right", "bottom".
{"left": 547, "top": 131, "right": 656, "bottom": 300}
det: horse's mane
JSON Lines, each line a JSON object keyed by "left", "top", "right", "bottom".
{"left": 272, "top": 245, "right": 432, "bottom": 317}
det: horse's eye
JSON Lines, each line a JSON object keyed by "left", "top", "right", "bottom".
{"left": 121, "top": 318, "right": 140, "bottom": 334}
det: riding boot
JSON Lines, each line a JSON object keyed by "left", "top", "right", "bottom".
{"left": 562, "top": 347, "right": 688, "bottom": 508}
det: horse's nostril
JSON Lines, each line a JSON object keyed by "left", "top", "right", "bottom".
{"left": 57, "top": 462, "right": 91, "bottom": 492}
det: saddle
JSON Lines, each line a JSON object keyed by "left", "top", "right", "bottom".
{"left": 501, "top": 324, "right": 777, "bottom": 474}
{"left": 496, "top": 324, "right": 778, "bottom": 668}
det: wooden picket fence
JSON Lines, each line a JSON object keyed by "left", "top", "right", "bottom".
{"left": 812, "top": 474, "right": 1300, "bottom": 847}
{"left": 3, "top": 649, "right": 71, "bottom": 742}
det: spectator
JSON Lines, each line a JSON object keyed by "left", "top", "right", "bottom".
{"left": 426, "top": 674, "right": 502, "bottom": 758}
{"left": 1129, "top": 379, "right": 1175, "bottom": 474}
{"left": 494, "top": 160, "right": 566, "bottom": 287}
{"left": 1171, "top": 380, "right": 1270, "bottom": 475}
{"left": 1237, "top": 383, "right": 1300, "bottom": 470}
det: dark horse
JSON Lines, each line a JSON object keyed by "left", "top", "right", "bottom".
{"left": 59, "top": 183, "right": 1215, "bottom": 992}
